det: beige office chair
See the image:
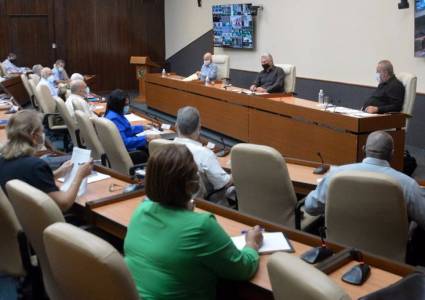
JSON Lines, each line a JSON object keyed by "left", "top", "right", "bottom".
{"left": 0, "top": 62, "right": 8, "bottom": 77}
{"left": 325, "top": 171, "right": 408, "bottom": 262}
{"left": 6, "top": 180, "right": 66, "bottom": 300}
{"left": 148, "top": 138, "right": 173, "bottom": 155}
{"left": 55, "top": 96, "right": 81, "bottom": 147}
{"left": 43, "top": 223, "right": 139, "bottom": 300}
{"left": 275, "top": 64, "right": 296, "bottom": 94}
{"left": 28, "top": 73, "right": 41, "bottom": 85}
{"left": 0, "top": 188, "right": 25, "bottom": 277}
{"left": 75, "top": 111, "right": 105, "bottom": 162}
{"left": 93, "top": 117, "right": 135, "bottom": 175}
{"left": 71, "top": 96, "right": 87, "bottom": 114}
{"left": 212, "top": 54, "right": 230, "bottom": 80}
{"left": 28, "top": 78, "right": 40, "bottom": 109}
{"left": 397, "top": 72, "right": 417, "bottom": 129}
{"left": 21, "top": 73, "right": 33, "bottom": 98}
{"left": 231, "top": 143, "right": 297, "bottom": 228}
{"left": 267, "top": 252, "right": 351, "bottom": 300}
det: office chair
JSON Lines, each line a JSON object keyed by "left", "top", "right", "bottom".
{"left": 397, "top": 72, "right": 417, "bottom": 129}
{"left": 75, "top": 111, "right": 106, "bottom": 163}
{"left": 6, "top": 180, "right": 66, "bottom": 300}
{"left": 325, "top": 170, "right": 408, "bottom": 262}
{"left": 212, "top": 54, "right": 230, "bottom": 80}
{"left": 275, "top": 64, "right": 296, "bottom": 94}
{"left": 43, "top": 223, "right": 139, "bottom": 300}
{"left": 267, "top": 252, "right": 351, "bottom": 300}
{"left": 55, "top": 96, "right": 82, "bottom": 148}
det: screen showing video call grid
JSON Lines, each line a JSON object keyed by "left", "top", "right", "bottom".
{"left": 212, "top": 4, "right": 254, "bottom": 49}
{"left": 415, "top": 0, "right": 425, "bottom": 57}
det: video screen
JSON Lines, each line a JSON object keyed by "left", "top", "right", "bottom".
{"left": 212, "top": 4, "right": 254, "bottom": 49}
{"left": 415, "top": 0, "right": 425, "bottom": 57}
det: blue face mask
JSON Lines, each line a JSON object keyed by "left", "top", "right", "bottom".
{"left": 123, "top": 105, "right": 130, "bottom": 114}
{"left": 48, "top": 75, "right": 55, "bottom": 83}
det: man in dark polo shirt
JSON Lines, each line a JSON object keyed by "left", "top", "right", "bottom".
{"left": 363, "top": 60, "right": 405, "bottom": 114}
{"left": 250, "top": 53, "right": 285, "bottom": 93}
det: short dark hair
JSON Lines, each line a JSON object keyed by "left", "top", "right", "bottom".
{"left": 55, "top": 59, "right": 65, "bottom": 65}
{"left": 106, "top": 89, "right": 128, "bottom": 115}
{"left": 145, "top": 144, "right": 199, "bottom": 208}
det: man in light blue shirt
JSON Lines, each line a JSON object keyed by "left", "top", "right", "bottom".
{"left": 38, "top": 67, "right": 58, "bottom": 97}
{"left": 305, "top": 131, "right": 425, "bottom": 230}
{"left": 2, "top": 53, "right": 26, "bottom": 74}
{"left": 197, "top": 52, "right": 217, "bottom": 81}
{"left": 52, "top": 59, "right": 69, "bottom": 83}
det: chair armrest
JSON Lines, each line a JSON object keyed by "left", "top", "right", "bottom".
{"left": 295, "top": 198, "right": 306, "bottom": 230}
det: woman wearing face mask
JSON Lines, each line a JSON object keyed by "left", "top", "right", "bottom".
{"left": 124, "top": 144, "right": 262, "bottom": 300}
{"left": 104, "top": 89, "right": 157, "bottom": 163}
{"left": 0, "top": 110, "right": 93, "bottom": 212}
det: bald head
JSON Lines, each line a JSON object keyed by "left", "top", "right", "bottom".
{"left": 40, "top": 67, "right": 52, "bottom": 79}
{"left": 70, "top": 79, "right": 87, "bottom": 96}
{"left": 203, "top": 52, "right": 212, "bottom": 61}
{"left": 364, "top": 131, "right": 394, "bottom": 161}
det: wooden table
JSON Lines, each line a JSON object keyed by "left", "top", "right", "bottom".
{"left": 0, "top": 75, "right": 30, "bottom": 106}
{"left": 145, "top": 73, "right": 406, "bottom": 170}
{"left": 87, "top": 193, "right": 413, "bottom": 300}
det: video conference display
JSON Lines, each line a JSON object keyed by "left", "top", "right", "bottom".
{"left": 415, "top": 0, "right": 425, "bottom": 57}
{"left": 212, "top": 4, "right": 254, "bottom": 49}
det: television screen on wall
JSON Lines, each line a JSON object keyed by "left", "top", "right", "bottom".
{"left": 415, "top": 0, "right": 425, "bottom": 57}
{"left": 212, "top": 4, "right": 254, "bottom": 49}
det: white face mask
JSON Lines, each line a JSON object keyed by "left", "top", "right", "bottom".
{"left": 375, "top": 72, "right": 381, "bottom": 83}
{"left": 85, "top": 87, "right": 90, "bottom": 94}
{"left": 204, "top": 60, "right": 211, "bottom": 66}
{"left": 48, "top": 75, "right": 55, "bottom": 83}
{"left": 123, "top": 105, "right": 130, "bottom": 114}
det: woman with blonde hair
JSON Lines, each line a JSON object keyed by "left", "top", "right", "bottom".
{"left": 0, "top": 110, "right": 92, "bottom": 211}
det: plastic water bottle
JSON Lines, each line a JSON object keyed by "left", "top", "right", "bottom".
{"left": 205, "top": 76, "right": 210, "bottom": 86}
{"left": 318, "top": 89, "right": 324, "bottom": 105}
{"left": 161, "top": 68, "right": 166, "bottom": 78}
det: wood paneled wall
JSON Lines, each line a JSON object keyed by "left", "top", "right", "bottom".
{"left": 0, "top": 0, "right": 165, "bottom": 91}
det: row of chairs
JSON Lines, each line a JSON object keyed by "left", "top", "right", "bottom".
{"left": 1, "top": 178, "right": 356, "bottom": 300}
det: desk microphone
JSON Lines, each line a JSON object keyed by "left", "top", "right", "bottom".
{"left": 313, "top": 152, "right": 330, "bottom": 175}
{"left": 216, "top": 136, "right": 230, "bottom": 157}
{"left": 301, "top": 227, "right": 334, "bottom": 264}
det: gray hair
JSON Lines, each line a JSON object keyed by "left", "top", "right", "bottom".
{"left": 176, "top": 106, "right": 200, "bottom": 136}
{"left": 261, "top": 53, "right": 274, "bottom": 64}
{"left": 378, "top": 60, "right": 394, "bottom": 76}
{"left": 70, "top": 79, "right": 85, "bottom": 94}
{"left": 364, "top": 131, "right": 394, "bottom": 161}
{"left": 70, "top": 73, "right": 84, "bottom": 81}
{"left": 32, "top": 64, "right": 43, "bottom": 76}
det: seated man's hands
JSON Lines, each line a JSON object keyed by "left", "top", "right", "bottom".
{"left": 365, "top": 106, "right": 379, "bottom": 114}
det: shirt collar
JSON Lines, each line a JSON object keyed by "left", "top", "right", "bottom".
{"left": 174, "top": 137, "right": 202, "bottom": 147}
{"left": 362, "top": 157, "right": 390, "bottom": 167}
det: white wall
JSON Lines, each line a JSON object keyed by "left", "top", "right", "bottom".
{"left": 165, "top": 0, "right": 425, "bottom": 92}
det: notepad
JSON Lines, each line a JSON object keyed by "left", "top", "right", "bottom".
{"left": 231, "top": 232, "right": 294, "bottom": 254}
{"left": 60, "top": 147, "right": 91, "bottom": 196}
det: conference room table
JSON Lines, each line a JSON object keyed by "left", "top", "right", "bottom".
{"left": 0, "top": 74, "right": 30, "bottom": 106}
{"left": 144, "top": 73, "right": 406, "bottom": 170}
{"left": 81, "top": 190, "right": 415, "bottom": 300}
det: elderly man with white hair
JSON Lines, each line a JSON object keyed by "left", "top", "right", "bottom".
{"left": 65, "top": 79, "right": 96, "bottom": 119}
{"left": 37, "top": 67, "right": 58, "bottom": 97}
{"left": 70, "top": 73, "right": 84, "bottom": 81}
{"left": 249, "top": 53, "right": 285, "bottom": 93}
{"left": 196, "top": 52, "right": 218, "bottom": 82}
{"left": 174, "top": 106, "right": 232, "bottom": 203}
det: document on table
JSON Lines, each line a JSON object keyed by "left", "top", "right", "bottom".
{"left": 125, "top": 113, "right": 145, "bottom": 122}
{"left": 136, "top": 128, "right": 162, "bottom": 137}
{"left": 231, "top": 232, "right": 294, "bottom": 254}
{"left": 333, "top": 107, "right": 374, "bottom": 118}
{"left": 182, "top": 73, "right": 199, "bottom": 81}
{"left": 60, "top": 147, "right": 91, "bottom": 196}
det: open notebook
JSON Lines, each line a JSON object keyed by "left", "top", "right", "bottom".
{"left": 231, "top": 232, "right": 294, "bottom": 254}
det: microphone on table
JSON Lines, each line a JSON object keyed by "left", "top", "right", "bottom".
{"left": 313, "top": 152, "right": 330, "bottom": 175}
{"left": 301, "top": 226, "right": 334, "bottom": 264}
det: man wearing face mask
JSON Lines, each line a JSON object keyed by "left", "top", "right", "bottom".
{"left": 363, "top": 60, "right": 405, "bottom": 114}
{"left": 65, "top": 79, "right": 96, "bottom": 120}
{"left": 2, "top": 53, "right": 27, "bottom": 74}
{"left": 250, "top": 53, "right": 285, "bottom": 93}
{"left": 38, "top": 67, "right": 58, "bottom": 97}
{"left": 196, "top": 52, "right": 218, "bottom": 81}
{"left": 52, "top": 59, "right": 70, "bottom": 83}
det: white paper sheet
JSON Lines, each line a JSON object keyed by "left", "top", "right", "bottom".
{"left": 231, "top": 232, "right": 292, "bottom": 254}
{"left": 182, "top": 73, "right": 199, "bottom": 81}
{"left": 136, "top": 128, "right": 162, "bottom": 137}
{"left": 60, "top": 147, "right": 91, "bottom": 196}
{"left": 125, "top": 113, "right": 144, "bottom": 122}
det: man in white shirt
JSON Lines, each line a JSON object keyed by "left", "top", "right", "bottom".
{"left": 174, "top": 106, "right": 232, "bottom": 200}
{"left": 38, "top": 67, "right": 58, "bottom": 97}
{"left": 65, "top": 79, "right": 96, "bottom": 119}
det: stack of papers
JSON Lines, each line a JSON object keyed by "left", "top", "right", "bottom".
{"left": 182, "top": 73, "right": 199, "bottom": 82}
{"left": 231, "top": 232, "right": 293, "bottom": 254}
{"left": 136, "top": 128, "right": 162, "bottom": 137}
{"left": 333, "top": 107, "right": 374, "bottom": 118}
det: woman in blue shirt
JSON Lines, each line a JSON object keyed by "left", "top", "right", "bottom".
{"left": 105, "top": 89, "right": 155, "bottom": 163}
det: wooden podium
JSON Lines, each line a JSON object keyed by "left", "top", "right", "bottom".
{"left": 130, "top": 56, "right": 160, "bottom": 103}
